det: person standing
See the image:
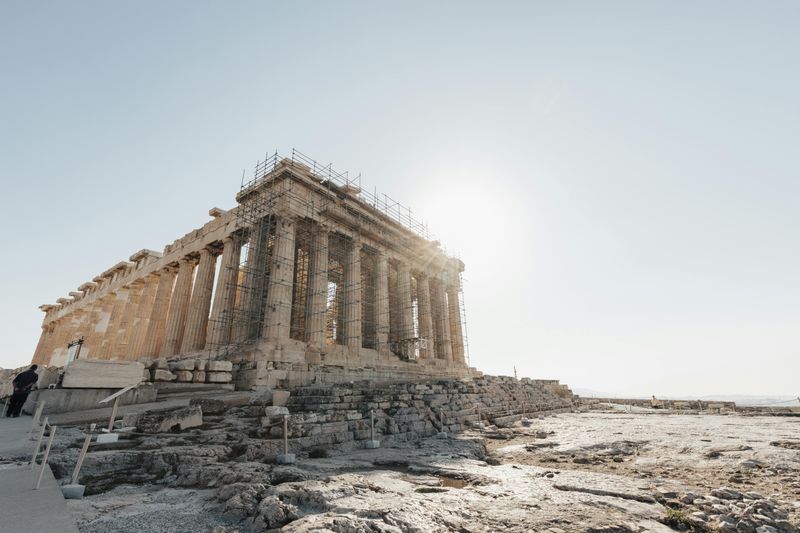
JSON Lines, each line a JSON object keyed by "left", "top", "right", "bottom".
{"left": 7, "top": 364, "right": 39, "bottom": 417}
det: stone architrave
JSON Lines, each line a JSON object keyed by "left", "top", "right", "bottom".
{"left": 262, "top": 216, "right": 296, "bottom": 340}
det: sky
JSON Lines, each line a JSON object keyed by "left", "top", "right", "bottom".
{"left": 1, "top": 1, "right": 797, "bottom": 397}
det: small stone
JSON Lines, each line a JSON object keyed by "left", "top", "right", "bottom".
{"left": 152, "top": 369, "right": 176, "bottom": 382}
{"left": 174, "top": 370, "right": 193, "bottom": 382}
{"left": 712, "top": 488, "right": 744, "bottom": 500}
{"left": 192, "top": 370, "right": 206, "bottom": 383}
{"left": 265, "top": 406, "right": 290, "bottom": 417}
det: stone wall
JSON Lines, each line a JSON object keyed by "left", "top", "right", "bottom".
{"left": 252, "top": 376, "right": 577, "bottom": 458}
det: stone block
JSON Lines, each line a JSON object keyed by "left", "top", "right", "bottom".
{"left": 96, "top": 433, "right": 119, "bottom": 444}
{"left": 207, "top": 360, "right": 233, "bottom": 372}
{"left": 265, "top": 406, "right": 290, "bottom": 417}
{"left": 149, "top": 358, "right": 169, "bottom": 370}
{"left": 62, "top": 359, "right": 145, "bottom": 389}
{"left": 142, "top": 368, "right": 152, "bottom": 382}
{"left": 152, "top": 369, "right": 176, "bottom": 382}
{"left": 364, "top": 440, "right": 381, "bottom": 449}
{"left": 195, "top": 359, "right": 207, "bottom": 371}
{"left": 272, "top": 390, "right": 291, "bottom": 407}
{"left": 175, "top": 370, "right": 193, "bottom": 382}
{"left": 207, "top": 371, "right": 232, "bottom": 383}
{"left": 61, "top": 484, "right": 86, "bottom": 500}
{"left": 170, "top": 359, "right": 196, "bottom": 371}
{"left": 192, "top": 370, "right": 206, "bottom": 383}
{"left": 136, "top": 405, "right": 203, "bottom": 433}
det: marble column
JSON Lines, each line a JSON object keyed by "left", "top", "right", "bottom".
{"left": 161, "top": 257, "right": 196, "bottom": 356}
{"left": 263, "top": 216, "right": 296, "bottom": 340}
{"left": 236, "top": 220, "right": 270, "bottom": 342}
{"left": 446, "top": 281, "right": 465, "bottom": 364}
{"left": 113, "top": 281, "right": 144, "bottom": 359}
{"left": 127, "top": 274, "right": 159, "bottom": 359}
{"left": 431, "top": 273, "right": 453, "bottom": 362}
{"left": 208, "top": 234, "right": 242, "bottom": 347}
{"left": 304, "top": 228, "right": 329, "bottom": 345}
{"left": 342, "top": 238, "right": 362, "bottom": 349}
{"left": 84, "top": 295, "right": 112, "bottom": 360}
{"left": 101, "top": 288, "right": 130, "bottom": 359}
{"left": 141, "top": 267, "right": 177, "bottom": 358}
{"left": 396, "top": 262, "right": 414, "bottom": 341}
{"left": 416, "top": 272, "right": 435, "bottom": 360}
{"left": 32, "top": 325, "right": 50, "bottom": 365}
{"left": 181, "top": 246, "right": 218, "bottom": 353}
{"left": 374, "top": 250, "right": 390, "bottom": 354}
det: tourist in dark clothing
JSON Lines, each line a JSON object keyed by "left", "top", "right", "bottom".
{"left": 7, "top": 365, "right": 38, "bottom": 417}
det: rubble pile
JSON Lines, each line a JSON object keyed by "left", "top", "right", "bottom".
{"left": 662, "top": 488, "right": 798, "bottom": 533}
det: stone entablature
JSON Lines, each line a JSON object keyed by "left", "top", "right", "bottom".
{"left": 32, "top": 155, "right": 471, "bottom": 378}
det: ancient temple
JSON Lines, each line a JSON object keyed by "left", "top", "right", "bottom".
{"left": 31, "top": 151, "right": 473, "bottom": 382}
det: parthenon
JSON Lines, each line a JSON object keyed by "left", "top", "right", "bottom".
{"left": 31, "top": 151, "right": 472, "bottom": 383}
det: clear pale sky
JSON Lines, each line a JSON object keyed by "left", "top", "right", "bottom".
{"left": 1, "top": 2, "right": 797, "bottom": 397}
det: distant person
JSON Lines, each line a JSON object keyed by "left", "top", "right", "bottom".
{"left": 7, "top": 364, "right": 39, "bottom": 417}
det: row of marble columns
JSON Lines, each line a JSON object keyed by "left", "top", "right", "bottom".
{"left": 33, "top": 234, "right": 244, "bottom": 365}
{"left": 33, "top": 216, "right": 466, "bottom": 366}
{"left": 255, "top": 216, "right": 466, "bottom": 364}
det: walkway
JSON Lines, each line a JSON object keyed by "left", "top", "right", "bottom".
{"left": 0, "top": 416, "right": 80, "bottom": 533}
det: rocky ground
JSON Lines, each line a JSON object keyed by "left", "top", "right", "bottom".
{"left": 51, "top": 406, "right": 800, "bottom": 532}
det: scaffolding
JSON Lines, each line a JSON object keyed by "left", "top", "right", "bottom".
{"left": 207, "top": 149, "right": 469, "bottom": 366}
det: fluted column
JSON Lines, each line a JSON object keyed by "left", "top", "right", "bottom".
{"left": 305, "top": 228, "right": 329, "bottom": 345}
{"left": 127, "top": 274, "right": 159, "bottom": 359}
{"left": 375, "top": 250, "right": 390, "bottom": 354}
{"left": 113, "top": 281, "right": 144, "bottom": 359}
{"left": 32, "top": 325, "right": 50, "bottom": 365}
{"left": 83, "top": 295, "right": 111, "bottom": 360}
{"left": 236, "top": 220, "right": 270, "bottom": 342}
{"left": 141, "top": 267, "right": 177, "bottom": 358}
{"left": 101, "top": 288, "right": 130, "bottom": 359}
{"left": 396, "top": 262, "right": 414, "bottom": 340}
{"left": 161, "top": 257, "right": 196, "bottom": 356}
{"left": 431, "top": 273, "right": 453, "bottom": 362}
{"left": 208, "top": 234, "right": 242, "bottom": 348}
{"left": 263, "top": 217, "right": 296, "bottom": 340}
{"left": 343, "top": 238, "right": 362, "bottom": 349}
{"left": 446, "top": 281, "right": 465, "bottom": 364}
{"left": 416, "top": 272, "right": 435, "bottom": 360}
{"left": 181, "top": 246, "right": 218, "bottom": 353}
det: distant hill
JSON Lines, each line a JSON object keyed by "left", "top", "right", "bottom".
{"left": 572, "top": 388, "right": 799, "bottom": 407}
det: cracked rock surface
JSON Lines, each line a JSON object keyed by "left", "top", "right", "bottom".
{"left": 7, "top": 405, "right": 797, "bottom": 532}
